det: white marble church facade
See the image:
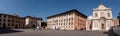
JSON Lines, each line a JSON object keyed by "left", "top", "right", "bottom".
{"left": 86, "top": 4, "right": 119, "bottom": 30}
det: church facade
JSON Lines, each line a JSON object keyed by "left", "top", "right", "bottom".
{"left": 86, "top": 4, "right": 119, "bottom": 30}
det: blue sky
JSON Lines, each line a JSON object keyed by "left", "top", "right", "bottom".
{"left": 0, "top": 0, "right": 120, "bottom": 21}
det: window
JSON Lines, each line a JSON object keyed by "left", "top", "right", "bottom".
{"left": 59, "top": 23, "right": 60, "bottom": 25}
{"left": 0, "top": 19, "right": 1, "bottom": 21}
{"left": 0, "top": 15, "right": 1, "bottom": 17}
{"left": 64, "top": 19, "right": 65, "bottom": 22}
{"left": 59, "top": 20, "right": 60, "bottom": 22}
{"left": 16, "top": 21, "right": 18, "bottom": 23}
{"left": 3, "top": 19, "right": 6, "bottom": 22}
{"left": 12, "top": 24, "right": 14, "bottom": 26}
{"left": 95, "top": 13, "right": 97, "bottom": 17}
{"left": 69, "top": 18, "right": 70, "bottom": 21}
{"left": 8, "top": 20, "right": 10, "bottom": 22}
{"left": 8, "top": 24, "right": 10, "bottom": 26}
{"left": 8, "top": 16, "right": 10, "bottom": 18}
{"left": 66, "top": 19, "right": 68, "bottom": 21}
{"left": 68, "top": 13, "right": 71, "bottom": 16}
{"left": 61, "top": 23, "right": 62, "bottom": 25}
{"left": 59, "top": 23, "right": 60, "bottom": 26}
{"left": 71, "top": 18, "right": 73, "bottom": 21}
{"left": 3, "top": 23, "right": 5, "bottom": 25}
{"left": 69, "top": 23, "right": 70, "bottom": 25}
{"left": 108, "top": 13, "right": 110, "bottom": 17}
{"left": 4, "top": 16, "right": 6, "bottom": 18}
{"left": 66, "top": 23, "right": 67, "bottom": 25}
{"left": 31, "top": 22, "right": 33, "bottom": 24}
{"left": 71, "top": 22, "right": 73, "bottom": 25}
{"left": 12, "top": 20, "right": 14, "bottom": 22}
{"left": 64, "top": 23, "right": 65, "bottom": 25}
{"left": 18, "top": 22, "right": 20, "bottom": 23}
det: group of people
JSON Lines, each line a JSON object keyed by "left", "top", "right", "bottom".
{"left": 33, "top": 26, "right": 41, "bottom": 31}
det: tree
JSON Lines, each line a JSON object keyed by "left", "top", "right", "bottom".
{"left": 41, "top": 22, "right": 47, "bottom": 28}
{"left": 117, "top": 13, "right": 120, "bottom": 26}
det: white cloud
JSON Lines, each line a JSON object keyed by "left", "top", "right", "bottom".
{"left": 87, "top": 15, "right": 93, "bottom": 20}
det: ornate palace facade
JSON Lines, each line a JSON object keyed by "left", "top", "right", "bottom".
{"left": 47, "top": 9, "right": 87, "bottom": 30}
{"left": 86, "top": 4, "right": 119, "bottom": 30}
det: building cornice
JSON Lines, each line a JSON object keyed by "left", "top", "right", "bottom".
{"left": 46, "top": 9, "right": 87, "bottom": 19}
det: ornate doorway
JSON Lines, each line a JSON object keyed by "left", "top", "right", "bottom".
{"left": 99, "top": 17, "right": 106, "bottom": 30}
{"left": 101, "top": 24, "right": 105, "bottom": 30}
{"left": 90, "top": 24, "right": 92, "bottom": 30}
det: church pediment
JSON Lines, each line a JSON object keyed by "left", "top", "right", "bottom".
{"left": 93, "top": 4, "right": 111, "bottom": 11}
{"left": 98, "top": 4, "right": 106, "bottom": 9}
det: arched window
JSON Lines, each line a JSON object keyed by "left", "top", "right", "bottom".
{"left": 108, "top": 13, "right": 110, "bottom": 17}
{"left": 95, "top": 13, "right": 97, "bottom": 17}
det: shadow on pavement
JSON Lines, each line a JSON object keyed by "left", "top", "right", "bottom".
{"left": 108, "top": 31, "right": 119, "bottom": 36}
{"left": 103, "top": 31, "right": 119, "bottom": 36}
{"left": 102, "top": 26, "right": 119, "bottom": 36}
{"left": 0, "top": 29, "right": 23, "bottom": 34}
